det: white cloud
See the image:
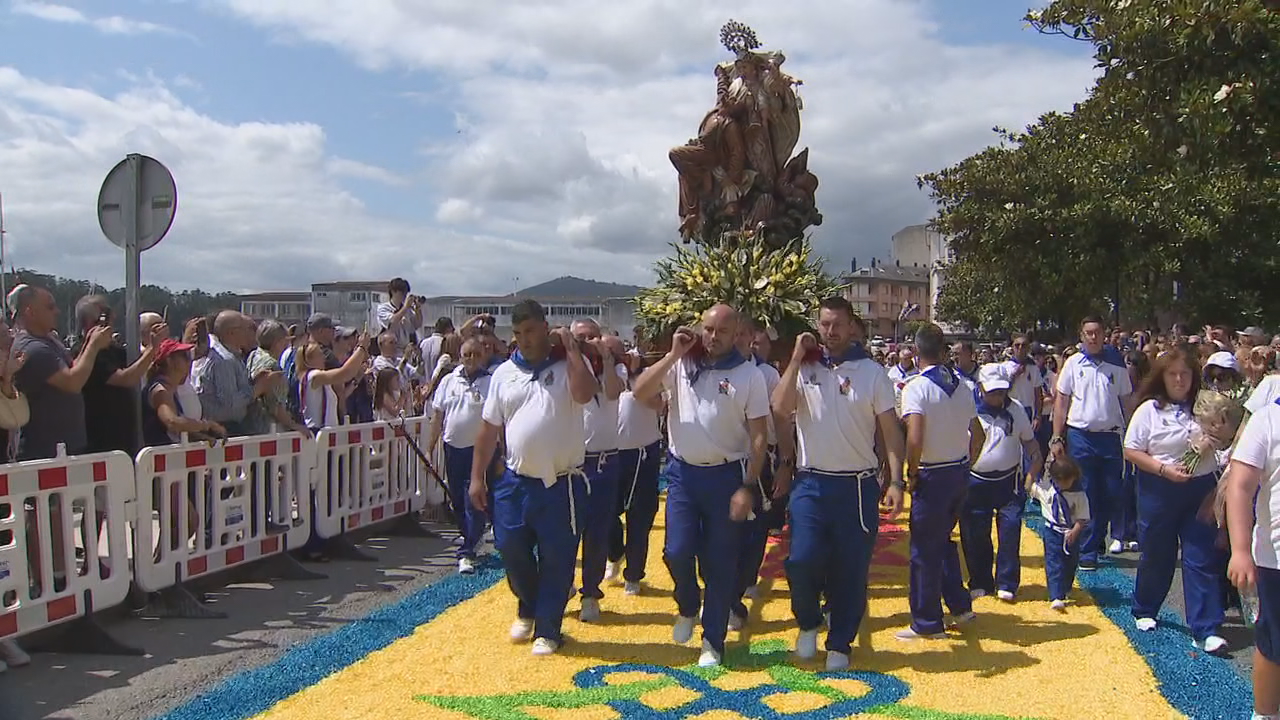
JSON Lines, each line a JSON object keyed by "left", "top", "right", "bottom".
{"left": 11, "top": 1, "right": 181, "bottom": 36}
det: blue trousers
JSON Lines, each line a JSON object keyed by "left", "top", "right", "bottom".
{"left": 579, "top": 451, "right": 620, "bottom": 599}
{"left": 908, "top": 462, "right": 973, "bottom": 635}
{"left": 1132, "top": 471, "right": 1226, "bottom": 641}
{"left": 1115, "top": 461, "right": 1139, "bottom": 546}
{"left": 609, "top": 442, "right": 661, "bottom": 582}
{"left": 785, "top": 470, "right": 879, "bottom": 655}
{"left": 663, "top": 456, "right": 746, "bottom": 655}
{"left": 444, "top": 443, "right": 488, "bottom": 559}
{"left": 1041, "top": 525, "right": 1080, "bottom": 601}
{"left": 492, "top": 470, "right": 587, "bottom": 644}
{"left": 958, "top": 469, "right": 1022, "bottom": 595}
{"left": 1066, "top": 428, "right": 1124, "bottom": 564}
{"left": 733, "top": 449, "right": 776, "bottom": 618}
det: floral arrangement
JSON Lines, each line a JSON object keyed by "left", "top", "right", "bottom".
{"left": 635, "top": 234, "right": 843, "bottom": 342}
{"left": 1179, "top": 388, "right": 1246, "bottom": 475}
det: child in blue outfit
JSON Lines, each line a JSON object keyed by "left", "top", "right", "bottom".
{"left": 1026, "top": 455, "right": 1089, "bottom": 610}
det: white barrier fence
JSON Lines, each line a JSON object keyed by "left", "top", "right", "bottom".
{"left": 0, "top": 415, "right": 448, "bottom": 649}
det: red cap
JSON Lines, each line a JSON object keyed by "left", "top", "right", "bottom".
{"left": 154, "top": 338, "right": 195, "bottom": 364}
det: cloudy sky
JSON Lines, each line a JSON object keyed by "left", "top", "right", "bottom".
{"left": 0, "top": 0, "right": 1096, "bottom": 296}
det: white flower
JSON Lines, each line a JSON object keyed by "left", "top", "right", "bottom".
{"left": 1213, "top": 83, "right": 1238, "bottom": 103}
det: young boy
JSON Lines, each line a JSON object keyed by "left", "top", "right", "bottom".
{"left": 1026, "top": 455, "right": 1089, "bottom": 611}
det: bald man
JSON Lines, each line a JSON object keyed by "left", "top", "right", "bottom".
{"left": 196, "top": 311, "right": 279, "bottom": 436}
{"left": 633, "top": 304, "right": 769, "bottom": 667}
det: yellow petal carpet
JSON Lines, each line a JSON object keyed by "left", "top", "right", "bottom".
{"left": 155, "top": 499, "right": 1250, "bottom": 720}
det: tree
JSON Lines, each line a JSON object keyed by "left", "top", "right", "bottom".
{"left": 921, "top": 0, "right": 1280, "bottom": 331}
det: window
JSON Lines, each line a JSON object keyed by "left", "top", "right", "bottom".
{"left": 314, "top": 291, "right": 330, "bottom": 298}
{"left": 349, "top": 292, "right": 368, "bottom": 303}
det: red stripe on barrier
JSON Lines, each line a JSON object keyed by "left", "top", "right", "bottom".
{"left": 372, "top": 427, "right": 385, "bottom": 442}
{"left": 347, "top": 513, "right": 360, "bottom": 529}
{"left": 393, "top": 500, "right": 407, "bottom": 515}
{"left": 37, "top": 467, "right": 68, "bottom": 490}
{"left": 346, "top": 430, "right": 360, "bottom": 445}
{"left": 46, "top": 596, "right": 76, "bottom": 623}
{"left": 0, "top": 475, "right": 8, "bottom": 497}
{"left": 0, "top": 612, "right": 16, "bottom": 637}
{"left": 371, "top": 506, "right": 385, "bottom": 522}
{"left": 328, "top": 434, "right": 336, "bottom": 448}
{"left": 155, "top": 455, "right": 166, "bottom": 473}
{"left": 188, "top": 556, "right": 209, "bottom": 576}
{"left": 260, "top": 536, "right": 280, "bottom": 555}
{"left": 225, "top": 546, "right": 246, "bottom": 566}
{"left": 259, "top": 440, "right": 277, "bottom": 457}
{"left": 185, "top": 449, "right": 207, "bottom": 469}
{"left": 224, "top": 445, "right": 244, "bottom": 463}
{"left": 92, "top": 461, "right": 107, "bottom": 482}
{"left": 292, "top": 438, "right": 301, "bottom": 453}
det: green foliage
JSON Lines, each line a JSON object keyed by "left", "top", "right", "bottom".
{"left": 920, "top": 0, "right": 1280, "bottom": 331}
{"left": 635, "top": 236, "right": 843, "bottom": 341}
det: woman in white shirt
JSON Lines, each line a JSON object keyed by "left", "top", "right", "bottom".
{"left": 297, "top": 337, "right": 369, "bottom": 431}
{"left": 1122, "top": 348, "right": 1228, "bottom": 654}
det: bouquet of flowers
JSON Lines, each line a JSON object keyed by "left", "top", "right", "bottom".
{"left": 1179, "top": 388, "right": 1246, "bottom": 475}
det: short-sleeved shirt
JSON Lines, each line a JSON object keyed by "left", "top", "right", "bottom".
{"left": 1246, "top": 375, "right": 1280, "bottom": 415}
{"left": 900, "top": 365, "right": 978, "bottom": 465}
{"left": 1229, "top": 402, "right": 1280, "bottom": 568}
{"left": 245, "top": 347, "right": 285, "bottom": 435}
{"left": 794, "top": 357, "right": 895, "bottom": 473}
{"left": 432, "top": 367, "right": 491, "bottom": 448}
{"left": 77, "top": 343, "right": 138, "bottom": 454}
{"left": 13, "top": 331, "right": 86, "bottom": 459}
{"left": 1002, "top": 359, "right": 1043, "bottom": 414}
{"left": 664, "top": 356, "right": 769, "bottom": 466}
{"left": 1056, "top": 352, "right": 1132, "bottom": 432}
{"left": 972, "top": 399, "right": 1034, "bottom": 474}
{"left": 756, "top": 360, "right": 781, "bottom": 446}
{"left": 584, "top": 363, "right": 627, "bottom": 453}
{"left": 617, "top": 389, "right": 662, "bottom": 450}
{"left": 482, "top": 359, "right": 585, "bottom": 486}
{"left": 1122, "top": 399, "right": 1218, "bottom": 477}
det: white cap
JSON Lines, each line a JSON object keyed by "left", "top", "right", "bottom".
{"left": 1205, "top": 351, "right": 1238, "bottom": 371}
{"left": 978, "top": 363, "right": 1010, "bottom": 392}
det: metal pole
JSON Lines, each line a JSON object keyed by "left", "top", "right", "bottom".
{"left": 122, "top": 155, "right": 143, "bottom": 447}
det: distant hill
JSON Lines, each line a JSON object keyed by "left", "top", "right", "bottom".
{"left": 509, "top": 276, "right": 645, "bottom": 299}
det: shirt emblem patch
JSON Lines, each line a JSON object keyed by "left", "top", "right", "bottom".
{"left": 808, "top": 372, "right": 818, "bottom": 385}
{"left": 544, "top": 370, "right": 555, "bottom": 386}
{"left": 838, "top": 376, "right": 852, "bottom": 395}
{"left": 718, "top": 378, "right": 730, "bottom": 395}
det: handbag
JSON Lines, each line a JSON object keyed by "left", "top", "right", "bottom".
{"left": 0, "top": 388, "right": 30, "bottom": 430}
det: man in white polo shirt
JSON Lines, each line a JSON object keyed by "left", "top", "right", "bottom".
{"left": 897, "top": 323, "right": 985, "bottom": 640}
{"left": 470, "top": 300, "right": 597, "bottom": 657}
{"left": 1051, "top": 314, "right": 1133, "bottom": 570}
{"left": 571, "top": 318, "right": 626, "bottom": 622}
{"left": 428, "top": 337, "right": 491, "bottom": 575}
{"left": 632, "top": 303, "right": 769, "bottom": 668}
{"left": 773, "top": 296, "right": 905, "bottom": 670}
{"left": 960, "top": 364, "right": 1041, "bottom": 602}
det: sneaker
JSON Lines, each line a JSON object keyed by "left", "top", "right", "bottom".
{"left": 949, "top": 611, "right": 977, "bottom": 627}
{"left": 1050, "top": 599, "right": 1067, "bottom": 612}
{"left": 795, "top": 628, "right": 819, "bottom": 660}
{"left": 895, "top": 627, "right": 948, "bottom": 641}
{"left": 1197, "top": 635, "right": 1228, "bottom": 654}
{"left": 1135, "top": 617, "right": 1157, "bottom": 632}
{"left": 673, "top": 615, "right": 697, "bottom": 644}
{"left": 825, "top": 650, "right": 850, "bottom": 671}
{"left": 1108, "top": 539, "right": 1123, "bottom": 554}
{"left": 531, "top": 637, "right": 559, "bottom": 656}
{"left": 1125, "top": 541, "right": 1140, "bottom": 552}
{"left": 997, "top": 590, "right": 1015, "bottom": 602}
{"left": 697, "top": 639, "right": 721, "bottom": 668}
{"left": 0, "top": 640, "right": 29, "bottom": 668}
{"left": 727, "top": 612, "right": 746, "bottom": 632}
{"left": 580, "top": 597, "right": 601, "bottom": 623}
{"left": 1078, "top": 560, "right": 1098, "bottom": 572}
{"left": 604, "top": 561, "right": 621, "bottom": 584}
{"left": 623, "top": 581, "right": 641, "bottom": 596}
{"left": 510, "top": 618, "right": 535, "bottom": 642}
{"left": 743, "top": 584, "right": 759, "bottom": 600}
{"left": 458, "top": 557, "right": 476, "bottom": 575}
{"left": 970, "top": 588, "right": 988, "bottom": 599}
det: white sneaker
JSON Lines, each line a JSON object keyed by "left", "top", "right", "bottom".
{"left": 970, "top": 588, "right": 988, "bottom": 599}
{"left": 580, "top": 597, "right": 601, "bottom": 623}
{"left": 0, "top": 640, "right": 30, "bottom": 667}
{"left": 531, "top": 637, "right": 559, "bottom": 656}
{"left": 604, "top": 561, "right": 622, "bottom": 584}
{"left": 1135, "top": 617, "right": 1157, "bottom": 632}
{"left": 795, "top": 628, "right": 819, "bottom": 660}
{"left": 825, "top": 650, "right": 850, "bottom": 671}
{"left": 743, "top": 584, "right": 759, "bottom": 600}
{"left": 458, "top": 557, "right": 476, "bottom": 575}
{"left": 623, "top": 581, "right": 641, "bottom": 596}
{"left": 1197, "top": 635, "right": 1228, "bottom": 654}
{"left": 727, "top": 612, "right": 746, "bottom": 632}
{"left": 1126, "top": 541, "right": 1140, "bottom": 552}
{"left": 1108, "top": 539, "right": 1123, "bottom": 554}
{"left": 895, "top": 627, "right": 947, "bottom": 641}
{"left": 997, "top": 590, "right": 1015, "bottom": 602}
{"left": 673, "top": 615, "right": 697, "bottom": 644}
{"left": 949, "top": 611, "right": 977, "bottom": 627}
{"left": 697, "top": 639, "right": 721, "bottom": 667}
{"left": 510, "top": 618, "right": 535, "bottom": 642}
{"left": 1050, "top": 599, "right": 1067, "bottom": 612}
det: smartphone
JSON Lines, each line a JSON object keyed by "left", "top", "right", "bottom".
{"left": 97, "top": 312, "right": 110, "bottom": 327}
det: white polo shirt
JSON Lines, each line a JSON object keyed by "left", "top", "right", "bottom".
{"left": 971, "top": 399, "right": 1034, "bottom": 474}
{"left": 794, "top": 356, "right": 896, "bottom": 473}
{"left": 664, "top": 356, "right": 769, "bottom": 466}
{"left": 1002, "top": 359, "right": 1043, "bottom": 415}
{"left": 618, "top": 389, "right": 662, "bottom": 450}
{"left": 584, "top": 362, "right": 627, "bottom": 453}
{"left": 1056, "top": 352, "right": 1132, "bottom": 432}
{"left": 482, "top": 359, "right": 585, "bottom": 487}
{"left": 900, "top": 366, "right": 978, "bottom": 465}
{"left": 431, "top": 366, "right": 491, "bottom": 448}
{"left": 1230, "top": 401, "right": 1280, "bottom": 569}
{"left": 1122, "top": 399, "right": 1218, "bottom": 477}
{"left": 1246, "top": 375, "right": 1280, "bottom": 415}
{"left": 756, "top": 359, "right": 781, "bottom": 446}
